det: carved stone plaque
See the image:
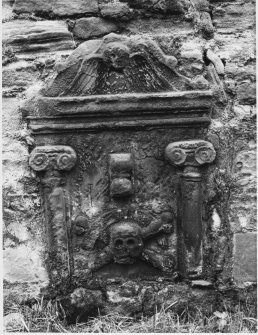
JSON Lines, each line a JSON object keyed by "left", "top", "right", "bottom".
{"left": 25, "top": 33, "right": 216, "bottom": 295}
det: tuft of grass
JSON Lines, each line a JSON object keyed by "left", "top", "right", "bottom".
{"left": 4, "top": 297, "right": 257, "bottom": 333}
{"left": 4, "top": 297, "right": 68, "bottom": 333}
{"left": 67, "top": 304, "right": 257, "bottom": 333}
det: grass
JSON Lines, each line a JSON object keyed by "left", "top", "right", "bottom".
{"left": 4, "top": 296, "right": 257, "bottom": 333}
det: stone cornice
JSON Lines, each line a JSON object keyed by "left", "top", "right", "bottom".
{"left": 24, "top": 90, "right": 213, "bottom": 134}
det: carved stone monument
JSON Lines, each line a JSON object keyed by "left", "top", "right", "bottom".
{"left": 25, "top": 33, "right": 217, "bottom": 319}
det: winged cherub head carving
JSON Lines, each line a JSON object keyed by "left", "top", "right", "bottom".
{"left": 103, "top": 42, "right": 130, "bottom": 70}
{"left": 43, "top": 33, "right": 209, "bottom": 97}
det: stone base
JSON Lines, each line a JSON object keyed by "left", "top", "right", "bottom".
{"left": 26, "top": 280, "right": 256, "bottom": 324}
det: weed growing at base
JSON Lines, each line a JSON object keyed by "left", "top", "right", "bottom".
{"left": 4, "top": 295, "right": 257, "bottom": 333}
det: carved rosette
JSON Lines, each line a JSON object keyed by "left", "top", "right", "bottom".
{"left": 29, "top": 146, "right": 77, "bottom": 287}
{"left": 165, "top": 140, "right": 216, "bottom": 278}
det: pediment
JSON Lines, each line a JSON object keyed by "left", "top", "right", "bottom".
{"left": 24, "top": 33, "right": 214, "bottom": 133}
{"left": 42, "top": 33, "right": 210, "bottom": 97}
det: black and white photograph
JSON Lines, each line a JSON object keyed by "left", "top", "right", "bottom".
{"left": 2, "top": 0, "right": 257, "bottom": 333}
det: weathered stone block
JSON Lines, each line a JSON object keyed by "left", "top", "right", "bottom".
{"left": 2, "top": 97, "right": 22, "bottom": 135}
{"left": 13, "top": 0, "right": 99, "bottom": 17}
{"left": 2, "top": 141, "right": 30, "bottom": 191}
{"left": 3, "top": 313, "right": 26, "bottom": 332}
{"left": 230, "top": 148, "right": 256, "bottom": 233}
{"left": 72, "top": 18, "right": 118, "bottom": 40}
{"left": 233, "top": 233, "right": 257, "bottom": 283}
{"left": 2, "top": 62, "right": 39, "bottom": 96}
{"left": 3, "top": 20, "right": 75, "bottom": 53}
{"left": 100, "top": 1, "right": 132, "bottom": 20}
{"left": 212, "top": 2, "right": 255, "bottom": 33}
{"left": 237, "top": 81, "right": 256, "bottom": 105}
{"left": 4, "top": 222, "right": 30, "bottom": 245}
{"left": 70, "top": 288, "right": 103, "bottom": 309}
{"left": 3, "top": 0, "right": 14, "bottom": 22}
{"left": 125, "top": 0, "right": 189, "bottom": 14}
{"left": 3, "top": 245, "right": 49, "bottom": 283}
{"left": 215, "top": 34, "right": 255, "bottom": 67}
{"left": 200, "top": 11, "right": 214, "bottom": 39}
{"left": 192, "top": 0, "right": 209, "bottom": 12}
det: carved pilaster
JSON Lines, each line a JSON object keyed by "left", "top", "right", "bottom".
{"left": 165, "top": 140, "right": 216, "bottom": 277}
{"left": 29, "top": 146, "right": 77, "bottom": 288}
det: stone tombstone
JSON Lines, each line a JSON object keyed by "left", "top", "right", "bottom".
{"left": 25, "top": 33, "right": 217, "bottom": 316}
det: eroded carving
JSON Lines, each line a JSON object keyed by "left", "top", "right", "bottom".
{"left": 110, "top": 178, "right": 133, "bottom": 197}
{"left": 110, "top": 153, "right": 133, "bottom": 175}
{"left": 206, "top": 63, "right": 227, "bottom": 104}
{"left": 206, "top": 49, "right": 224, "bottom": 76}
{"left": 110, "top": 222, "right": 144, "bottom": 264}
{"left": 75, "top": 211, "right": 176, "bottom": 274}
{"left": 215, "top": 235, "right": 227, "bottom": 273}
{"left": 29, "top": 145, "right": 77, "bottom": 287}
{"left": 165, "top": 140, "right": 216, "bottom": 277}
{"left": 23, "top": 8, "right": 218, "bottom": 295}
{"left": 70, "top": 288, "right": 103, "bottom": 313}
{"left": 165, "top": 140, "right": 216, "bottom": 167}
{"left": 195, "top": 145, "right": 216, "bottom": 165}
{"left": 29, "top": 146, "right": 77, "bottom": 171}
{"left": 43, "top": 33, "right": 209, "bottom": 97}
{"left": 49, "top": 187, "right": 67, "bottom": 249}
{"left": 73, "top": 214, "right": 89, "bottom": 237}
{"left": 189, "top": 0, "right": 214, "bottom": 39}
{"left": 109, "top": 153, "right": 134, "bottom": 198}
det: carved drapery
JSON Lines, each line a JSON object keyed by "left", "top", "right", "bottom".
{"left": 165, "top": 140, "right": 216, "bottom": 277}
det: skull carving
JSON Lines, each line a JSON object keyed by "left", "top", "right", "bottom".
{"left": 110, "top": 222, "right": 143, "bottom": 264}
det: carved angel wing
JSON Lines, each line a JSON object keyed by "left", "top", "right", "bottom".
{"left": 44, "top": 57, "right": 108, "bottom": 97}
{"left": 124, "top": 54, "right": 174, "bottom": 93}
{"left": 127, "top": 39, "right": 201, "bottom": 92}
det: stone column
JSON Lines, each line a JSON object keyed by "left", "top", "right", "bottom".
{"left": 29, "top": 146, "right": 77, "bottom": 289}
{"left": 165, "top": 140, "right": 216, "bottom": 277}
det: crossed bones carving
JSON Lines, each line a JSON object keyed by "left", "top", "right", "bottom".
{"left": 74, "top": 211, "right": 176, "bottom": 274}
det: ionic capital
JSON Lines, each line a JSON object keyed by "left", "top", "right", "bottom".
{"left": 165, "top": 140, "right": 216, "bottom": 167}
{"left": 29, "top": 145, "right": 77, "bottom": 172}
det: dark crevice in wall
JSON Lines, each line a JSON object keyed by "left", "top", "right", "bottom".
{"left": 202, "top": 49, "right": 211, "bottom": 66}
{"left": 13, "top": 11, "right": 101, "bottom": 20}
{"left": 221, "top": 58, "right": 226, "bottom": 67}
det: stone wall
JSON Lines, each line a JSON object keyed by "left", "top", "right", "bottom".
{"left": 3, "top": 0, "right": 256, "bottom": 311}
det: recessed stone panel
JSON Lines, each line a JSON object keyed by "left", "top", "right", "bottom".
{"left": 233, "top": 232, "right": 257, "bottom": 283}
{"left": 3, "top": 245, "right": 49, "bottom": 283}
